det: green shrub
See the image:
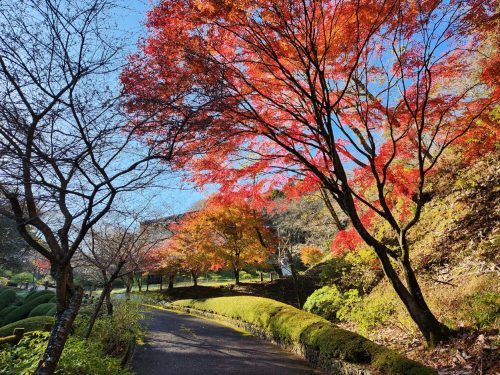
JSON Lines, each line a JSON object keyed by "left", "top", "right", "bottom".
{"left": 11, "top": 272, "right": 34, "bottom": 284}
{"left": 303, "top": 285, "right": 344, "bottom": 321}
{"left": 320, "top": 249, "right": 381, "bottom": 293}
{"left": 0, "top": 316, "right": 54, "bottom": 337}
{"left": 172, "top": 296, "right": 434, "bottom": 374}
{"left": 79, "top": 301, "right": 143, "bottom": 356}
{"left": 46, "top": 306, "right": 57, "bottom": 316}
{"left": 2, "top": 293, "right": 55, "bottom": 325}
{"left": 28, "top": 303, "right": 56, "bottom": 317}
{"left": 0, "top": 331, "right": 131, "bottom": 375}
{"left": 24, "top": 290, "right": 55, "bottom": 302}
{"left": 464, "top": 292, "right": 500, "bottom": 329}
{"left": 0, "top": 277, "right": 8, "bottom": 287}
{"left": 0, "top": 270, "right": 13, "bottom": 278}
{"left": 320, "top": 257, "right": 352, "bottom": 286}
{"left": 337, "top": 289, "right": 396, "bottom": 336}
{"left": 0, "top": 289, "right": 17, "bottom": 310}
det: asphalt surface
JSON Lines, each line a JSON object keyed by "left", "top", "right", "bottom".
{"left": 131, "top": 309, "right": 322, "bottom": 375}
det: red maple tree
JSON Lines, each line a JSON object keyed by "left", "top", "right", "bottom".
{"left": 122, "top": 0, "right": 498, "bottom": 344}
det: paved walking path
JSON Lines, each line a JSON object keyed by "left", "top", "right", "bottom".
{"left": 131, "top": 309, "right": 322, "bottom": 375}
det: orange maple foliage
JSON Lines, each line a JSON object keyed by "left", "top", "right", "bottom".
{"left": 168, "top": 212, "right": 222, "bottom": 285}
{"left": 299, "top": 245, "right": 324, "bottom": 266}
{"left": 169, "top": 198, "right": 276, "bottom": 284}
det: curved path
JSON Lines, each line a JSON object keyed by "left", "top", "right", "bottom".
{"left": 131, "top": 309, "right": 323, "bottom": 375}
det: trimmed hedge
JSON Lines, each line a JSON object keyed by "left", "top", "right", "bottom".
{"left": 28, "top": 303, "right": 56, "bottom": 317}
{"left": 0, "top": 290, "right": 17, "bottom": 310}
{"left": 46, "top": 306, "right": 57, "bottom": 316}
{"left": 24, "top": 290, "right": 54, "bottom": 303}
{"left": 0, "top": 316, "right": 54, "bottom": 337}
{"left": 2, "top": 294, "right": 55, "bottom": 325}
{"left": 172, "top": 297, "right": 436, "bottom": 375}
{"left": 0, "top": 305, "right": 17, "bottom": 318}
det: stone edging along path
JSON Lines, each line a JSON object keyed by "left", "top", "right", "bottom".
{"left": 166, "top": 304, "right": 402, "bottom": 375}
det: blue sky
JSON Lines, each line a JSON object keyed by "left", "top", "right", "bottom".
{"left": 114, "top": 0, "right": 209, "bottom": 215}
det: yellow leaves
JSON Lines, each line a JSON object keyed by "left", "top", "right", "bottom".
{"left": 300, "top": 245, "right": 324, "bottom": 266}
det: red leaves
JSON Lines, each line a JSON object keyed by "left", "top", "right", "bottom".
{"left": 330, "top": 228, "right": 363, "bottom": 256}
{"left": 122, "top": 0, "right": 498, "bottom": 259}
{"left": 32, "top": 258, "right": 51, "bottom": 271}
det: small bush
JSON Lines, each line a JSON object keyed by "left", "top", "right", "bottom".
{"left": 89, "top": 301, "right": 143, "bottom": 356}
{"left": 303, "top": 285, "right": 344, "bottom": 320}
{"left": 337, "top": 289, "right": 396, "bottom": 336}
{"left": 28, "top": 303, "right": 56, "bottom": 317}
{"left": 0, "top": 277, "right": 8, "bottom": 287}
{"left": 0, "top": 316, "right": 54, "bottom": 337}
{"left": 0, "top": 331, "right": 131, "bottom": 375}
{"left": 239, "top": 271, "right": 254, "bottom": 280}
{"left": 11, "top": 272, "right": 34, "bottom": 284}
{"left": 321, "top": 249, "right": 381, "bottom": 293}
{"left": 0, "top": 270, "right": 13, "bottom": 278}
{"left": 0, "top": 289, "right": 17, "bottom": 310}
{"left": 2, "top": 293, "right": 55, "bottom": 325}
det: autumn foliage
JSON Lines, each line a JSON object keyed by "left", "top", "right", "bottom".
{"left": 153, "top": 198, "right": 275, "bottom": 285}
{"left": 299, "top": 245, "right": 324, "bottom": 266}
{"left": 122, "top": 0, "right": 498, "bottom": 344}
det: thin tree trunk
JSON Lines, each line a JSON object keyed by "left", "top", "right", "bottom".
{"left": 191, "top": 271, "right": 198, "bottom": 287}
{"left": 320, "top": 188, "right": 344, "bottom": 230}
{"left": 105, "top": 288, "right": 113, "bottom": 315}
{"left": 36, "top": 285, "right": 83, "bottom": 374}
{"left": 234, "top": 268, "right": 240, "bottom": 285}
{"left": 84, "top": 284, "right": 109, "bottom": 339}
{"left": 136, "top": 273, "right": 142, "bottom": 292}
{"left": 123, "top": 276, "right": 132, "bottom": 300}
{"left": 285, "top": 248, "right": 303, "bottom": 308}
{"left": 168, "top": 274, "right": 175, "bottom": 290}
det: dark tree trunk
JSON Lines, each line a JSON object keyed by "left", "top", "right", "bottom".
{"left": 285, "top": 248, "right": 303, "bottom": 308}
{"left": 123, "top": 274, "right": 132, "bottom": 299}
{"left": 234, "top": 269, "right": 240, "bottom": 285}
{"left": 191, "top": 271, "right": 198, "bottom": 287}
{"left": 272, "top": 263, "right": 283, "bottom": 278}
{"left": 136, "top": 273, "right": 142, "bottom": 292}
{"left": 36, "top": 283, "right": 83, "bottom": 374}
{"left": 373, "top": 243, "right": 451, "bottom": 346}
{"left": 337, "top": 185, "right": 451, "bottom": 345}
{"left": 168, "top": 274, "right": 175, "bottom": 290}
